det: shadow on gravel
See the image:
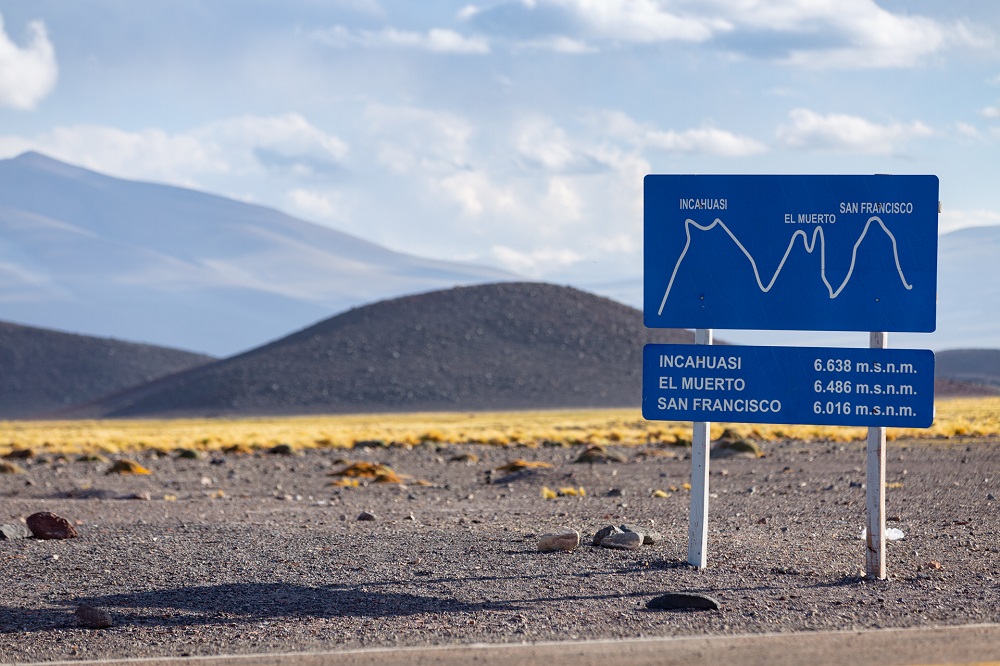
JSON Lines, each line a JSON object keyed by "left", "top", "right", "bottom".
{"left": 0, "top": 582, "right": 520, "bottom": 633}
{"left": 0, "top": 607, "right": 76, "bottom": 633}
{"left": 1, "top": 575, "right": 673, "bottom": 633}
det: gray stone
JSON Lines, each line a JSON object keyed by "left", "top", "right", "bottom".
{"left": 642, "top": 530, "right": 663, "bottom": 545}
{"left": 621, "top": 524, "right": 662, "bottom": 545}
{"left": 620, "top": 523, "right": 644, "bottom": 537}
{"left": 593, "top": 525, "right": 623, "bottom": 546}
{"left": 75, "top": 605, "right": 113, "bottom": 629}
{"left": 538, "top": 529, "right": 580, "bottom": 552}
{"left": 357, "top": 511, "right": 378, "bottom": 521}
{"left": 600, "top": 531, "right": 643, "bottom": 550}
{"left": 0, "top": 523, "right": 31, "bottom": 540}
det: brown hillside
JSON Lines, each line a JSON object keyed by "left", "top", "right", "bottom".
{"left": 79, "top": 282, "right": 695, "bottom": 417}
{"left": 0, "top": 321, "right": 215, "bottom": 418}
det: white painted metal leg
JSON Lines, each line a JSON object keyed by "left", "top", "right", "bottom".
{"left": 866, "top": 331, "right": 888, "bottom": 579}
{"left": 687, "top": 328, "right": 712, "bottom": 568}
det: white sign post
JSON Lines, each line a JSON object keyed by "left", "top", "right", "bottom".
{"left": 866, "top": 331, "right": 888, "bottom": 579}
{"left": 687, "top": 327, "right": 712, "bottom": 568}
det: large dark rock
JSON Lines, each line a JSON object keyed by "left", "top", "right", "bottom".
{"left": 25, "top": 512, "right": 78, "bottom": 540}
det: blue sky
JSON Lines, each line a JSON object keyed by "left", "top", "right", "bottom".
{"left": 1, "top": 0, "right": 998, "bottom": 291}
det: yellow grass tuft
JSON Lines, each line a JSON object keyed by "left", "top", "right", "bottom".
{"left": 0, "top": 398, "right": 997, "bottom": 459}
{"left": 330, "top": 461, "right": 405, "bottom": 483}
{"left": 107, "top": 459, "right": 152, "bottom": 475}
{"left": 0, "top": 460, "right": 25, "bottom": 474}
{"left": 494, "top": 459, "right": 554, "bottom": 473}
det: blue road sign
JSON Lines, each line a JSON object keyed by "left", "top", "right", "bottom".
{"left": 642, "top": 344, "right": 935, "bottom": 427}
{"left": 644, "top": 175, "right": 939, "bottom": 332}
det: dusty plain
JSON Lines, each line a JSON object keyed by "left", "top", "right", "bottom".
{"left": 1, "top": 430, "right": 998, "bottom": 663}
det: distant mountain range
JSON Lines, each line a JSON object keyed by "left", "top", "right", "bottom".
{"left": 0, "top": 152, "right": 516, "bottom": 356}
{"left": 3, "top": 283, "right": 995, "bottom": 420}
{"left": 0, "top": 151, "right": 996, "bottom": 358}
{"left": 936, "top": 349, "right": 1000, "bottom": 391}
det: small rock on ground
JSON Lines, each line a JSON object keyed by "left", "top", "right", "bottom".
{"left": 592, "top": 525, "right": 623, "bottom": 546}
{"left": 647, "top": 593, "right": 721, "bottom": 611}
{"left": 599, "top": 530, "right": 643, "bottom": 550}
{"left": 0, "top": 524, "right": 31, "bottom": 540}
{"left": 25, "top": 512, "right": 78, "bottom": 540}
{"left": 621, "top": 524, "right": 662, "bottom": 545}
{"left": 538, "top": 529, "right": 580, "bottom": 552}
{"left": 74, "top": 605, "right": 113, "bottom": 629}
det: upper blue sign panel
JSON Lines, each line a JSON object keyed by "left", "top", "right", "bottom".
{"left": 644, "top": 175, "right": 939, "bottom": 332}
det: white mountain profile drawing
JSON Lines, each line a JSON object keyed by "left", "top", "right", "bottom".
{"left": 585, "top": 224, "right": 1000, "bottom": 351}
{"left": 657, "top": 216, "right": 915, "bottom": 315}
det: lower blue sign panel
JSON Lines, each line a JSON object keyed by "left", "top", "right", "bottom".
{"left": 642, "top": 344, "right": 935, "bottom": 427}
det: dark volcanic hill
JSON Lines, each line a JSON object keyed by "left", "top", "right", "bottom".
{"left": 0, "top": 321, "right": 215, "bottom": 418}
{"left": 935, "top": 349, "right": 1000, "bottom": 393}
{"left": 76, "top": 283, "right": 694, "bottom": 417}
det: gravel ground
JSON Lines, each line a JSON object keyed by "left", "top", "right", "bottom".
{"left": 1, "top": 437, "right": 998, "bottom": 663}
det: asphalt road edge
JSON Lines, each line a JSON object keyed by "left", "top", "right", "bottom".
{"left": 11, "top": 622, "right": 1000, "bottom": 666}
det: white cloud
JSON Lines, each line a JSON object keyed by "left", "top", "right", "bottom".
{"left": 200, "top": 113, "right": 348, "bottom": 177}
{"left": 456, "top": 5, "right": 480, "bottom": 22}
{"left": 955, "top": 122, "right": 982, "bottom": 138}
{"left": 463, "top": 0, "right": 987, "bottom": 68}
{"left": 645, "top": 126, "right": 766, "bottom": 156}
{"left": 595, "top": 110, "right": 765, "bottom": 157}
{"left": 540, "top": 177, "right": 583, "bottom": 223}
{"left": 438, "top": 171, "right": 516, "bottom": 218}
{"left": 0, "top": 113, "right": 349, "bottom": 186}
{"left": 287, "top": 188, "right": 343, "bottom": 221}
{"left": 514, "top": 36, "right": 596, "bottom": 54}
{"left": 939, "top": 208, "right": 1000, "bottom": 234}
{"left": 489, "top": 245, "right": 582, "bottom": 277}
{"left": 776, "top": 108, "right": 933, "bottom": 155}
{"left": 514, "top": 116, "right": 608, "bottom": 171}
{"left": 0, "top": 14, "right": 58, "bottom": 110}
{"left": 555, "top": 0, "right": 729, "bottom": 43}
{"left": 982, "top": 105, "right": 1000, "bottom": 119}
{"left": 462, "top": 0, "right": 729, "bottom": 46}
{"left": 365, "top": 104, "right": 474, "bottom": 174}
{"left": 723, "top": 0, "right": 990, "bottom": 68}
{"left": 312, "top": 25, "right": 489, "bottom": 54}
